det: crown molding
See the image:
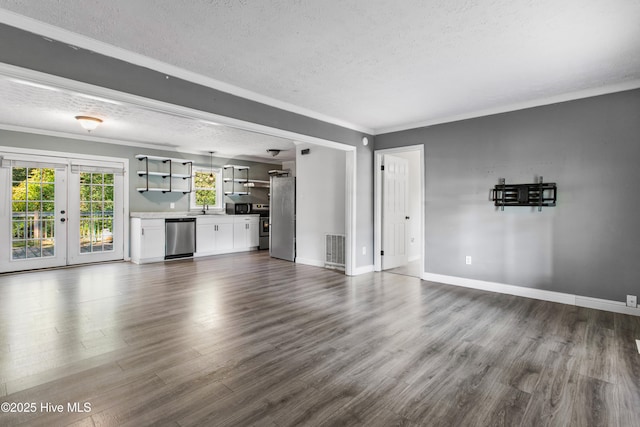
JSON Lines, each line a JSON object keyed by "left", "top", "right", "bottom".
{"left": 0, "top": 10, "right": 373, "bottom": 135}
{"left": 375, "top": 79, "right": 640, "bottom": 135}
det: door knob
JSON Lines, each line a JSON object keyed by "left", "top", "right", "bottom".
{"left": 60, "top": 210, "right": 66, "bottom": 214}
{"left": 405, "top": 216, "right": 410, "bottom": 220}
{"left": 60, "top": 218, "right": 66, "bottom": 223}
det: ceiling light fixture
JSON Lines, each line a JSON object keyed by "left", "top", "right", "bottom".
{"left": 266, "top": 149, "right": 281, "bottom": 157}
{"left": 75, "top": 115, "right": 103, "bottom": 132}
{"left": 208, "top": 151, "right": 215, "bottom": 183}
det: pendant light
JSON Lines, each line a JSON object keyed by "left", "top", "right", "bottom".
{"left": 208, "top": 151, "right": 215, "bottom": 183}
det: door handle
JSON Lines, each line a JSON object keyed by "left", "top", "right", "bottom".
{"left": 405, "top": 216, "right": 410, "bottom": 220}
{"left": 60, "top": 218, "right": 66, "bottom": 223}
{"left": 60, "top": 210, "right": 66, "bottom": 214}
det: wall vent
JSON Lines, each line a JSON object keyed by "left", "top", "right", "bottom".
{"left": 325, "top": 234, "right": 346, "bottom": 269}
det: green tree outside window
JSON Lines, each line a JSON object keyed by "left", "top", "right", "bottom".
{"left": 193, "top": 171, "right": 217, "bottom": 207}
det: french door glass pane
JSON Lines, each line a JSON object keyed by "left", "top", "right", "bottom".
{"left": 11, "top": 167, "right": 56, "bottom": 260}
{"left": 79, "top": 172, "right": 115, "bottom": 254}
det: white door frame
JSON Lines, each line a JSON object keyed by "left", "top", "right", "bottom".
{"left": 0, "top": 146, "right": 130, "bottom": 267}
{"left": 374, "top": 145, "right": 425, "bottom": 274}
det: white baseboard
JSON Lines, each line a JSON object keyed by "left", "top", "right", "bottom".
{"left": 295, "top": 258, "right": 374, "bottom": 276}
{"left": 295, "top": 257, "right": 325, "bottom": 268}
{"left": 422, "top": 272, "right": 640, "bottom": 317}
{"left": 193, "top": 247, "right": 257, "bottom": 258}
{"left": 351, "top": 264, "right": 375, "bottom": 276}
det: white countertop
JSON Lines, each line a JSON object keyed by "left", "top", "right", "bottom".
{"left": 130, "top": 211, "right": 259, "bottom": 219}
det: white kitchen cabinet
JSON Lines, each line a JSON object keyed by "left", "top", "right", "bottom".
{"left": 195, "top": 221, "right": 216, "bottom": 254}
{"left": 131, "top": 214, "right": 258, "bottom": 263}
{"left": 215, "top": 219, "right": 235, "bottom": 251}
{"left": 195, "top": 216, "right": 235, "bottom": 256}
{"left": 130, "top": 218, "right": 165, "bottom": 264}
{"left": 233, "top": 216, "right": 259, "bottom": 249}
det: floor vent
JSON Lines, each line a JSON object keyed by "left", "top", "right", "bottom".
{"left": 325, "top": 234, "right": 346, "bottom": 269}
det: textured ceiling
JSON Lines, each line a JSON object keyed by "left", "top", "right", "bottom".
{"left": 0, "top": 0, "right": 639, "bottom": 133}
{"left": 0, "top": 76, "right": 297, "bottom": 162}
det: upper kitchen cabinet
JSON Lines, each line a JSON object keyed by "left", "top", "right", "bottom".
{"left": 136, "top": 155, "right": 193, "bottom": 193}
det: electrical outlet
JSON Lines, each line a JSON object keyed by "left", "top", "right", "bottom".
{"left": 627, "top": 295, "right": 637, "bottom": 308}
{"left": 170, "top": 202, "right": 175, "bottom": 209}
{"left": 362, "top": 246, "right": 366, "bottom": 255}
{"left": 465, "top": 256, "right": 472, "bottom": 265}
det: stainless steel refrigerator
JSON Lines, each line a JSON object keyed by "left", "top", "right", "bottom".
{"left": 270, "top": 176, "right": 295, "bottom": 261}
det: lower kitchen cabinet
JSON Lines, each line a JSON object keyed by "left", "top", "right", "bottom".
{"left": 233, "top": 216, "right": 259, "bottom": 249}
{"left": 130, "top": 218, "right": 165, "bottom": 264}
{"left": 131, "top": 215, "right": 259, "bottom": 263}
{"left": 196, "top": 215, "right": 257, "bottom": 257}
{"left": 196, "top": 216, "right": 234, "bottom": 254}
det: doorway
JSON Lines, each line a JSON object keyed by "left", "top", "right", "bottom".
{"left": 374, "top": 145, "right": 424, "bottom": 278}
{"left": 0, "top": 151, "right": 127, "bottom": 273}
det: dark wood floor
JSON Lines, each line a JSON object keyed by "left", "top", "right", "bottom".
{"left": 1, "top": 251, "right": 639, "bottom": 427}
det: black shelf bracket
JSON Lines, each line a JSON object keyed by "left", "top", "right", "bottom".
{"left": 491, "top": 177, "right": 557, "bottom": 211}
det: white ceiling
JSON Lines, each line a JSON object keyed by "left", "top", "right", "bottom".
{"left": 1, "top": 0, "right": 640, "bottom": 137}
{"left": 0, "top": 74, "right": 297, "bottom": 162}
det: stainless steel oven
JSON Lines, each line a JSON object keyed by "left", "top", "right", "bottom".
{"left": 252, "top": 204, "right": 270, "bottom": 250}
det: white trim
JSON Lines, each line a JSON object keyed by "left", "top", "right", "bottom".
{"left": 295, "top": 257, "right": 325, "bottom": 268}
{"left": 0, "top": 10, "right": 372, "bottom": 135}
{"left": 374, "top": 153, "right": 383, "bottom": 272}
{"left": 190, "top": 167, "right": 223, "bottom": 211}
{"left": 574, "top": 296, "right": 640, "bottom": 317}
{"left": 0, "top": 123, "right": 184, "bottom": 153}
{"left": 352, "top": 264, "right": 375, "bottom": 275}
{"left": 375, "top": 80, "right": 640, "bottom": 135}
{"left": 193, "top": 247, "right": 257, "bottom": 259}
{"left": 0, "top": 63, "right": 359, "bottom": 156}
{"left": 345, "top": 150, "right": 356, "bottom": 276}
{"left": 374, "top": 145, "right": 425, "bottom": 274}
{"left": 4, "top": 11, "right": 638, "bottom": 137}
{"left": 636, "top": 340, "right": 640, "bottom": 354}
{"left": 0, "top": 145, "right": 131, "bottom": 262}
{"left": 422, "top": 272, "right": 640, "bottom": 317}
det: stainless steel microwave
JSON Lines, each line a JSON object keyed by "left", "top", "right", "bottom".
{"left": 226, "top": 202, "right": 251, "bottom": 215}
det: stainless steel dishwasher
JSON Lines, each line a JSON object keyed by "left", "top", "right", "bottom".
{"left": 165, "top": 218, "right": 196, "bottom": 259}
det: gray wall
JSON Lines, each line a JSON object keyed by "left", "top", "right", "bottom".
{"left": 375, "top": 89, "right": 640, "bottom": 302}
{"left": 0, "top": 23, "right": 374, "bottom": 269}
{"left": 0, "top": 129, "right": 277, "bottom": 212}
{"left": 296, "top": 144, "right": 346, "bottom": 265}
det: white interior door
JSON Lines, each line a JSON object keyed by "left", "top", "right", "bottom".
{"left": 382, "top": 154, "right": 409, "bottom": 270}
{"left": 0, "top": 161, "right": 68, "bottom": 272}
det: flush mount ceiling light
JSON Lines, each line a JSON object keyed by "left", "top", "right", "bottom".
{"left": 75, "top": 115, "right": 103, "bottom": 132}
{"left": 266, "top": 149, "right": 281, "bottom": 157}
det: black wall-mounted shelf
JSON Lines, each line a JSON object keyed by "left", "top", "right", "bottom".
{"left": 135, "top": 155, "right": 193, "bottom": 194}
{"left": 491, "top": 177, "right": 557, "bottom": 211}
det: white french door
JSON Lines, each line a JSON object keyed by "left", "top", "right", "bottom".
{"left": 0, "top": 153, "right": 125, "bottom": 273}
{"left": 67, "top": 163, "right": 124, "bottom": 264}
